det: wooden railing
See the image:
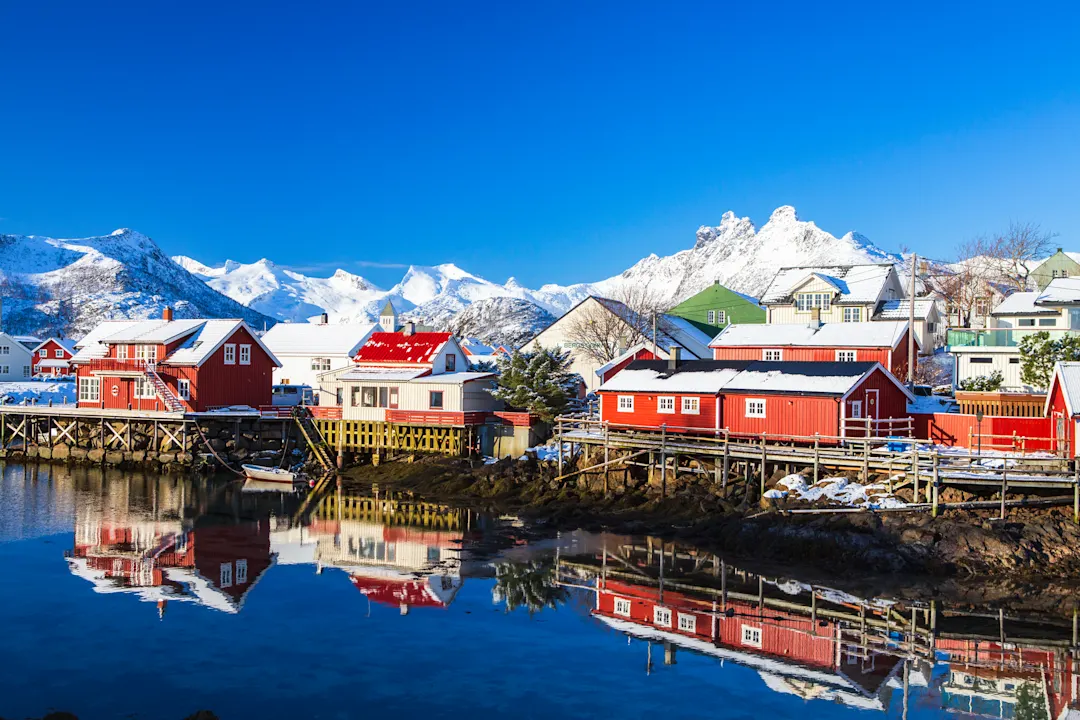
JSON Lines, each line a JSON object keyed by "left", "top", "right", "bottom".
{"left": 955, "top": 391, "right": 1047, "bottom": 418}
{"left": 83, "top": 358, "right": 154, "bottom": 373}
{"left": 384, "top": 410, "right": 490, "bottom": 426}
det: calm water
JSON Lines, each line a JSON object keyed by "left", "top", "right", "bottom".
{"left": 0, "top": 463, "right": 1073, "bottom": 720}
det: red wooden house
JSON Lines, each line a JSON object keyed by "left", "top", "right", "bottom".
{"left": 709, "top": 320, "right": 917, "bottom": 381}
{"left": 31, "top": 337, "right": 76, "bottom": 376}
{"left": 1044, "top": 362, "right": 1080, "bottom": 457}
{"left": 71, "top": 308, "right": 280, "bottom": 413}
{"left": 595, "top": 342, "right": 661, "bottom": 385}
{"left": 597, "top": 358, "right": 913, "bottom": 440}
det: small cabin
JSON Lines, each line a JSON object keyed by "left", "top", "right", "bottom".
{"left": 31, "top": 337, "right": 77, "bottom": 376}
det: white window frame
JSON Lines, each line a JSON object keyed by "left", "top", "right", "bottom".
{"left": 134, "top": 377, "right": 157, "bottom": 399}
{"left": 239, "top": 344, "right": 251, "bottom": 365}
{"left": 681, "top": 396, "right": 700, "bottom": 415}
{"left": 117, "top": 345, "right": 128, "bottom": 360}
{"left": 617, "top": 395, "right": 634, "bottom": 412}
{"left": 136, "top": 345, "right": 156, "bottom": 361}
{"left": 177, "top": 379, "right": 191, "bottom": 401}
{"left": 0, "top": 346, "right": 8, "bottom": 355}
{"left": 716, "top": 310, "right": 726, "bottom": 325}
{"left": 796, "top": 292, "right": 832, "bottom": 312}
{"left": 657, "top": 396, "right": 675, "bottom": 414}
{"left": 39, "top": 349, "right": 46, "bottom": 358}
{"left": 54, "top": 349, "right": 63, "bottom": 358}
{"left": 613, "top": 598, "right": 632, "bottom": 617}
{"left": 678, "top": 613, "right": 697, "bottom": 633}
{"left": 763, "top": 349, "right": 782, "bottom": 361}
{"left": 745, "top": 398, "right": 766, "bottom": 418}
{"left": 835, "top": 350, "right": 856, "bottom": 362}
{"left": 235, "top": 559, "right": 248, "bottom": 585}
{"left": 223, "top": 344, "right": 236, "bottom": 365}
{"left": 22, "top": 366, "right": 30, "bottom": 378}
{"left": 219, "top": 562, "right": 233, "bottom": 588}
{"left": 653, "top": 606, "right": 672, "bottom": 628}
{"left": 310, "top": 357, "right": 331, "bottom": 372}
{"left": 741, "top": 625, "right": 763, "bottom": 648}
{"left": 79, "top": 377, "right": 100, "bottom": 402}
{"left": 0, "top": 365, "right": 8, "bottom": 375}
{"left": 707, "top": 310, "right": 716, "bottom": 324}
{"left": 843, "top": 307, "right": 862, "bottom": 322}
{"left": 850, "top": 400, "right": 863, "bottom": 419}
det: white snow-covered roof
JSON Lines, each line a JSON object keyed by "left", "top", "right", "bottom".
{"left": 595, "top": 342, "right": 669, "bottom": 378}
{"left": 409, "top": 371, "right": 496, "bottom": 384}
{"left": 599, "top": 364, "right": 746, "bottom": 393}
{"left": 101, "top": 319, "right": 206, "bottom": 344}
{"left": 166, "top": 320, "right": 281, "bottom": 367}
{"left": 873, "top": 299, "right": 939, "bottom": 321}
{"left": 71, "top": 320, "right": 142, "bottom": 363}
{"left": 261, "top": 321, "right": 377, "bottom": 357}
{"left": 761, "top": 264, "right": 895, "bottom": 305}
{"left": 338, "top": 368, "right": 430, "bottom": 382}
{"left": 991, "top": 291, "right": 1058, "bottom": 316}
{"left": 710, "top": 321, "right": 910, "bottom": 349}
{"left": 32, "top": 337, "right": 77, "bottom": 354}
{"left": 12, "top": 335, "right": 42, "bottom": 348}
{"left": 721, "top": 363, "right": 877, "bottom": 396}
{"left": 589, "top": 297, "right": 712, "bottom": 358}
{"left": 1036, "top": 277, "right": 1080, "bottom": 305}
{"left": 35, "top": 359, "right": 70, "bottom": 368}
{"left": 1047, "top": 362, "right": 1080, "bottom": 416}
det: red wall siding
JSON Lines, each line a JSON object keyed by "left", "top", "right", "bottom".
{"left": 711, "top": 346, "right": 892, "bottom": 365}
{"left": 722, "top": 393, "right": 840, "bottom": 440}
{"left": 600, "top": 391, "right": 719, "bottom": 431}
{"left": 599, "top": 349, "right": 657, "bottom": 384}
{"left": 911, "top": 412, "right": 1055, "bottom": 451}
{"left": 35, "top": 340, "right": 70, "bottom": 359}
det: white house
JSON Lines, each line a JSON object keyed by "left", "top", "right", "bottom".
{"left": 321, "top": 330, "right": 501, "bottom": 422}
{"left": 526, "top": 296, "right": 712, "bottom": 393}
{"left": 261, "top": 320, "right": 377, "bottom": 390}
{"left": 0, "top": 332, "right": 37, "bottom": 381}
{"left": 872, "top": 299, "right": 943, "bottom": 354}
{"left": 760, "top": 264, "right": 904, "bottom": 325}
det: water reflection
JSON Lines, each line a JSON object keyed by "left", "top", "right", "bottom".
{"left": 3, "top": 463, "right": 1079, "bottom": 719}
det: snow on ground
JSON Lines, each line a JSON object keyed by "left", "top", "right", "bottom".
{"left": 765, "top": 473, "right": 906, "bottom": 509}
{"left": 0, "top": 380, "right": 76, "bottom": 406}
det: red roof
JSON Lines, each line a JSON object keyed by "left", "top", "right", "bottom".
{"left": 353, "top": 332, "right": 452, "bottom": 366}
{"left": 350, "top": 575, "right": 450, "bottom": 608}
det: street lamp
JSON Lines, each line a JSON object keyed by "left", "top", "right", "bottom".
{"left": 976, "top": 409, "right": 984, "bottom": 460}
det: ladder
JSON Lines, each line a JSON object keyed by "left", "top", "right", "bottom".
{"left": 293, "top": 408, "right": 334, "bottom": 471}
{"left": 144, "top": 363, "right": 186, "bottom": 413}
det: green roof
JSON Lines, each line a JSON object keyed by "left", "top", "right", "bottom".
{"left": 380, "top": 300, "right": 397, "bottom": 317}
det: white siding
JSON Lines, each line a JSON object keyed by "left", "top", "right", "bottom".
{"left": 338, "top": 378, "right": 499, "bottom": 420}
{"left": 767, "top": 304, "right": 875, "bottom": 325}
{"left": 431, "top": 341, "right": 468, "bottom": 375}
{"left": 952, "top": 348, "right": 1031, "bottom": 391}
{"left": 0, "top": 335, "right": 35, "bottom": 381}
{"left": 529, "top": 298, "right": 636, "bottom": 393}
{"left": 273, "top": 353, "right": 354, "bottom": 389}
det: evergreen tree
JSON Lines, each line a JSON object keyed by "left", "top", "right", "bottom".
{"left": 1019, "top": 331, "right": 1080, "bottom": 388}
{"left": 491, "top": 348, "right": 575, "bottom": 422}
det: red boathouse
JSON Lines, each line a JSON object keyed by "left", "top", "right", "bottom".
{"left": 71, "top": 309, "right": 281, "bottom": 413}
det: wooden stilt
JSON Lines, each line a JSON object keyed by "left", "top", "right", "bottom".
{"left": 759, "top": 435, "right": 767, "bottom": 496}
{"left": 932, "top": 453, "right": 940, "bottom": 517}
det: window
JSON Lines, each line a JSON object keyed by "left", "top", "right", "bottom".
{"left": 54, "top": 349, "right": 63, "bottom": 358}
{"left": 926, "top": 322, "right": 937, "bottom": 333}
{"left": 0, "top": 346, "right": 8, "bottom": 355}
{"left": 716, "top": 310, "right": 726, "bottom": 325}
{"left": 658, "top": 396, "right": 675, "bottom": 414}
{"left": 653, "top": 607, "right": 672, "bottom": 628}
{"left": 310, "top": 357, "right": 331, "bottom": 372}
{"left": 1039, "top": 318, "right": 1058, "bottom": 326}
{"left": 117, "top": 345, "right": 128, "bottom": 360}
{"left": 617, "top": 395, "right": 634, "bottom": 412}
{"left": 350, "top": 386, "right": 362, "bottom": 407}
{"left": 39, "top": 349, "right": 46, "bottom": 358}
{"left": 614, "top": 598, "right": 632, "bottom": 617}
{"left": 0, "top": 366, "right": 8, "bottom": 375}
{"left": 970, "top": 357, "right": 993, "bottom": 364}
{"left": 678, "top": 614, "right": 697, "bottom": 633}
{"left": 429, "top": 391, "right": 444, "bottom": 409}
{"left": 843, "top": 307, "right": 862, "bottom": 322}
{"left": 975, "top": 298, "right": 990, "bottom": 316}
{"left": 235, "top": 559, "right": 248, "bottom": 585}
{"left": 361, "top": 387, "right": 377, "bottom": 407}
{"left": 741, "top": 625, "right": 763, "bottom": 648}
{"left": 763, "top": 349, "right": 782, "bottom": 361}
{"left": 682, "top": 397, "right": 699, "bottom": 414}
{"left": 33, "top": 365, "right": 39, "bottom": 374}
{"left": 1053, "top": 270, "right": 1070, "bottom": 279}
{"left": 836, "top": 350, "right": 856, "bottom": 362}
{"left": 850, "top": 400, "right": 863, "bottom": 419}
{"left": 136, "top": 345, "right": 157, "bottom": 361}
{"left": 445, "top": 354, "right": 456, "bottom": 372}
{"left": 1009, "top": 357, "right": 1019, "bottom": 364}
{"left": 177, "top": 379, "right": 190, "bottom": 401}
{"left": 795, "top": 292, "right": 832, "bottom": 312}
{"left": 745, "top": 399, "right": 766, "bottom": 418}
{"left": 707, "top": 310, "right": 716, "bottom": 324}
{"left": 22, "top": 366, "right": 29, "bottom": 378}
{"left": 239, "top": 344, "right": 251, "bottom": 365}
{"left": 223, "top": 344, "right": 236, "bottom": 365}
{"left": 78, "top": 377, "right": 100, "bottom": 402}
{"left": 389, "top": 386, "right": 399, "bottom": 409}
{"left": 134, "top": 377, "right": 157, "bottom": 399}
{"left": 336, "top": 388, "right": 344, "bottom": 405}
{"left": 1018, "top": 318, "right": 1035, "bottom": 327}
{"left": 219, "top": 563, "right": 233, "bottom": 588}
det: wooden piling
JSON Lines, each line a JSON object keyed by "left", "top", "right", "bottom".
{"left": 759, "top": 435, "right": 767, "bottom": 496}
{"left": 931, "top": 453, "right": 940, "bottom": 518}
{"left": 813, "top": 436, "right": 820, "bottom": 484}
{"left": 1000, "top": 470, "right": 1008, "bottom": 520}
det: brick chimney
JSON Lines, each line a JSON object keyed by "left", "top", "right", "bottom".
{"left": 162, "top": 306, "right": 174, "bottom": 321}
{"left": 809, "top": 307, "right": 821, "bottom": 328}
{"left": 668, "top": 345, "right": 681, "bottom": 370}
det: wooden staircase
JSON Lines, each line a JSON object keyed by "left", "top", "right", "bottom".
{"left": 144, "top": 364, "right": 186, "bottom": 413}
{"left": 293, "top": 408, "right": 334, "bottom": 471}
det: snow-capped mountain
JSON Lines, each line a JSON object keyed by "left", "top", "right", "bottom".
{"left": 172, "top": 206, "right": 899, "bottom": 343}
{"left": 442, "top": 297, "right": 556, "bottom": 348}
{"left": 0, "top": 229, "right": 271, "bottom": 338}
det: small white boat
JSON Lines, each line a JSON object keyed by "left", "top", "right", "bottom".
{"left": 241, "top": 464, "right": 297, "bottom": 484}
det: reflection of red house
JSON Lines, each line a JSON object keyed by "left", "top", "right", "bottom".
{"left": 350, "top": 571, "right": 462, "bottom": 609}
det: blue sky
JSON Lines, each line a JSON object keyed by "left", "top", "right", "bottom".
{"left": 2, "top": 1, "right": 1079, "bottom": 288}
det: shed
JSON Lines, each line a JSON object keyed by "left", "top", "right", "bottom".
{"left": 1044, "top": 362, "right": 1080, "bottom": 456}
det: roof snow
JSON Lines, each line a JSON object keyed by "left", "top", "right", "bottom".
{"left": 579, "top": 297, "right": 712, "bottom": 358}
{"left": 596, "top": 361, "right": 751, "bottom": 393}
{"left": 70, "top": 320, "right": 142, "bottom": 363}
{"left": 721, "top": 361, "right": 879, "bottom": 395}
{"left": 1049, "top": 362, "right": 1080, "bottom": 416}
{"left": 873, "top": 299, "right": 938, "bottom": 321}
{"left": 710, "top": 321, "right": 909, "bottom": 349}
{"left": 353, "top": 331, "right": 452, "bottom": 365}
{"left": 262, "top": 321, "right": 377, "bottom": 357}
{"left": 991, "top": 291, "right": 1059, "bottom": 316}
{"left": 761, "top": 264, "right": 895, "bottom": 305}
{"left": 338, "top": 368, "right": 430, "bottom": 382}
{"left": 1036, "top": 277, "right": 1080, "bottom": 305}
{"left": 102, "top": 319, "right": 206, "bottom": 345}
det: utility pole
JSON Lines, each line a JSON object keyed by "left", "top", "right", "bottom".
{"left": 652, "top": 312, "right": 658, "bottom": 357}
{"left": 908, "top": 253, "right": 917, "bottom": 386}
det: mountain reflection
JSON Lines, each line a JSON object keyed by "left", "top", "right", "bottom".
{"left": 43, "top": 468, "right": 1080, "bottom": 719}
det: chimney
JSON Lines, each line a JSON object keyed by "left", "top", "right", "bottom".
{"left": 320, "top": 312, "right": 328, "bottom": 325}
{"left": 162, "top": 306, "right": 173, "bottom": 321}
{"left": 809, "top": 307, "right": 821, "bottom": 327}
{"left": 403, "top": 321, "right": 416, "bottom": 336}
{"left": 668, "top": 345, "right": 681, "bottom": 370}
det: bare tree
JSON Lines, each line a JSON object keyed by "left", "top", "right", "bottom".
{"left": 562, "top": 285, "right": 667, "bottom": 364}
{"left": 925, "top": 237, "right": 1000, "bottom": 328}
{"left": 991, "top": 221, "right": 1057, "bottom": 292}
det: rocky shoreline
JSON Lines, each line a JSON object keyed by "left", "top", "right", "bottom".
{"left": 342, "top": 455, "right": 1080, "bottom": 590}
